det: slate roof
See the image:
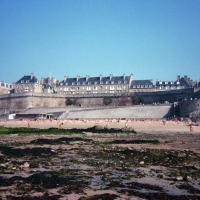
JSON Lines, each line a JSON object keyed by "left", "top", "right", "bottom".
{"left": 59, "top": 75, "right": 131, "bottom": 86}
{"left": 16, "top": 75, "right": 38, "bottom": 84}
{"left": 130, "top": 80, "right": 155, "bottom": 87}
{"left": 179, "top": 77, "right": 192, "bottom": 87}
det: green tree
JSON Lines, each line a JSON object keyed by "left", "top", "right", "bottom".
{"left": 66, "top": 97, "right": 73, "bottom": 106}
{"left": 138, "top": 96, "right": 145, "bottom": 104}
{"left": 131, "top": 95, "right": 138, "bottom": 105}
{"left": 103, "top": 96, "right": 112, "bottom": 106}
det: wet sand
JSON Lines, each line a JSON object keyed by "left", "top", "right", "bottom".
{"left": 1, "top": 119, "right": 200, "bottom": 134}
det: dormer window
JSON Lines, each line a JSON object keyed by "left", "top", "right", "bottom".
{"left": 165, "top": 81, "right": 168, "bottom": 84}
{"left": 26, "top": 80, "right": 29, "bottom": 83}
{"left": 88, "top": 82, "right": 91, "bottom": 85}
{"left": 106, "top": 81, "right": 109, "bottom": 84}
{"left": 94, "top": 81, "right": 97, "bottom": 84}
{"left": 21, "top": 80, "right": 24, "bottom": 83}
{"left": 124, "top": 81, "right": 127, "bottom": 83}
{"left": 111, "top": 81, "right": 114, "bottom": 84}
{"left": 60, "top": 83, "right": 63, "bottom": 86}
{"left": 77, "top": 82, "right": 80, "bottom": 85}
{"left": 118, "top": 81, "right": 121, "bottom": 84}
{"left": 72, "top": 82, "right": 75, "bottom": 85}
{"left": 100, "top": 81, "right": 103, "bottom": 84}
{"left": 65, "top": 83, "right": 68, "bottom": 85}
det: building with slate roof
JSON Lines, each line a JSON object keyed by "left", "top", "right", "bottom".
{"left": 129, "top": 80, "right": 156, "bottom": 93}
{"left": 156, "top": 75, "right": 195, "bottom": 91}
{"left": 0, "top": 81, "right": 13, "bottom": 95}
{"left": 56, "top": 74, "right": 133, "bottom": 95}
{"left": 14, "top": 73, "right": 42, "bottom": 93}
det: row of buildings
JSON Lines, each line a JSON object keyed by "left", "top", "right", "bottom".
{"left": 0, "top": 73, "right": 197, "bottom": 96}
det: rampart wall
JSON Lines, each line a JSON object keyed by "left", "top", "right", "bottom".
{"left": 0, "top": 88, "right": 194, "bottom": 114}
{"left": 179, "top": 99, "right": 200, "bottom": 117}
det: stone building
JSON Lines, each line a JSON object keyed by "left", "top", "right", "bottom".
{"left": 40, "top": 76, "right": 57, "bottom": 93}
{"left": 14, "top": 73, "right": 42, "bottom": 93}
{"left": 156, "top": 75, "right": 195, "bottom": 91}
{"left": 0, "top": 81, "right": 13, "bottom": 95}
{"left": 56, "top": 74, "right": 133, "bottom": 95}
{"left": 129, "top": 80, "right": 156, "bottom": 93}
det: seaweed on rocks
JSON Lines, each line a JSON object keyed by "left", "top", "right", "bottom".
{"left": 0, "top": 146, "right": 56, "bottom": 157}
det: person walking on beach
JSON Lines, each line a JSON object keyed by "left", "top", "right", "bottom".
{"left": 59, "top": 123, "right": 63, "bottom": 129}
{"left": 190, "top": 124, "right": 194, "bottom": 133}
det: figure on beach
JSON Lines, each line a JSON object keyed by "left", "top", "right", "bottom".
{"left": 190, "top": 124, "right": 194, "bottom": 133}
{"left": 59, "top": 123, "right": 63, "bottom": 129}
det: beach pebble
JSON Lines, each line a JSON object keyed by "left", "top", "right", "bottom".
{"left": 23, "top": 162, "right": 30, "bottom": 168}
{"left": 0, "top": 164, "right": 6, "bottom": 168}
{"left": 140, "top": 161, "right": 144, "bottom": 165}
{"left": 176, "top": 176, "right": 183, "bottom": 181}
{"left": 193, "top": 164, "right": 200, "bottom": 170}
{"left": 186, "top": 176, "right": 192, "bottom": 181}
{"left": 178, "top": 153, "right": 186, "bottom": 158}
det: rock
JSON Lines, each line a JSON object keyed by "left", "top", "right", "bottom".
{"left": 178, "top": 153, "right": 187, "bottom": 158}
{"left": 193, "top": 164, "right": 200, "bottom": 170}
{"left": 23, "top": 162, "right": 30, "bottom": 168}
{"left": 140, "top": 161, "right": 144, "bottom": 165}
{"left": 0, "top": 164, "right": 6, "bottom": 168}
{"left": 176, "top": 176, "right": 183, "bottom": 181}
{"left": 186, "top": 176, "right": 192, "bottom": 181}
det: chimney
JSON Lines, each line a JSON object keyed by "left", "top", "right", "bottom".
{"left": 123, "top": 73, "right": 126, "bottom": 80}
{"left": 110, "top": 74, "right": 113, "bottom": 81}
{"left": 100, "top": 74, "right": 103, "bottom": 81}
{"left": 177, "top": 75, "right": 180, "bottom": 81}
{"left": 76, "top": 75, "right": 80, "bottom": 82}
{"left": 86, "top": 75, "right": 90, "bottom": 82}
{"left": 129, "top": 74, "right": 133, "bottom": 82}
{"left": 184, "top": 75, "right": 188, "bottom": 81}
{"left": 30, "top": 73, "right": 34, "bottom": 79}
{"left": 64, "top": 76, "right": 67, "bottom": 82}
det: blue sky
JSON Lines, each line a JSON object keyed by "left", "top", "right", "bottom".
{"left": 0, "top": 0, "right": 200, "bottom": 83}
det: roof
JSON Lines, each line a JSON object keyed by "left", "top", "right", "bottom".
{"left": 59, "top": 75, "right": 131, "bottom": 86}
{"left": 16, "top": 75, "right": 38, "bottom": 84}
{"left": 131, "top": 80, "right": 154, "bottom": 87}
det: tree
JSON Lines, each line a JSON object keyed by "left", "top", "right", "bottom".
{"left": 119, "top": 95, "right": 129, "bottom": 106}
{"left": 103, "top": 96, "right": 112, "bottom": 106}
{"left": 66, "top": 97, "right": 73, "bottom": 106}
{"left": 138, "top": 96, "right": 145, "bottom": 104}
{"left": 131, "top": 95, "right": 138, "bottom": 105}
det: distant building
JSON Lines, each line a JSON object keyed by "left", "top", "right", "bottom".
{"left": 0, "top": 81, "right": 13, "bottom": 95}
{"left": 40, "top": 76, "right": 57, "bottom": 93}
{"left": 56, "top": 74, "right": 133, "bottom": 95}
{"left": 14, "top": 73, "right": 42, "bottom": 93}
{"left": 156, "top": 75, "right": 195, "bottom": 91}
{"left": 129, "top": 79, "right": 156, "bottom": 93}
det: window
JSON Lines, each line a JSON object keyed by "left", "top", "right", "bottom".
{"left": 100, "top": 81, "right": 103, "bottom": 84}
{"left": 111, "top": 81, "right": 114, "bottom": 84}
{"left": 86, "top": 87, "right": 91, "bottom": 91}
{"left": 110, "top": 86, "right": 115, "bottom": 90}
{"left": 117, "top": 85, "right": 122, "bottom": 90}
{"left": 70, "top": 87, "right": 75, "bottom": 91}
{"left": 21, "top": 80, "right": 24, "bottom": 83}
{"left": 93, "top": 86, "right": 98, "bottom": 90}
